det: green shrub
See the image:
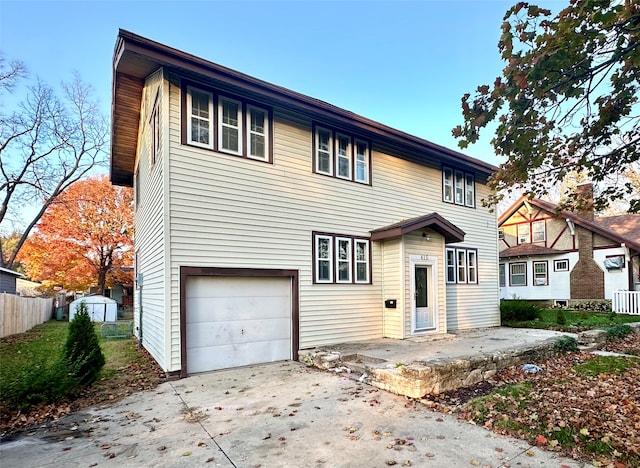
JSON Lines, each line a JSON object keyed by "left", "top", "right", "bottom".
{"left": 602, "top": 324, "right": 633, "bottom": 341}
{"left": 554, "top": 336, "right": 578, "bottom": 354}
{"left": 500, "top": 299, "right": 540, "bottom": 322}
{"left": 63, "top": 301, "right": 105, "bottom": 386}
{"left": 556, "top": 309, "right": 567, "bottom": 325}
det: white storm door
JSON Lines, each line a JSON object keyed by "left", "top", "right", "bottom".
{"left": 414, "top": 265, "right": 435, "bottom": 331}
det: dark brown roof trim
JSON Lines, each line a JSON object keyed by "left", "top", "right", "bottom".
{"left": 370, "top": 213, "right": 465, "bottom": 243}
{"left": 111, "top": 30, "right": 497, "bottom": 184}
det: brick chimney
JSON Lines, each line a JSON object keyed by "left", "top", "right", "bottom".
{"left": 575, "top": 183, "right": 594, "bottom": 221}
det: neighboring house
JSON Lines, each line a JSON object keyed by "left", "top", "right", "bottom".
{"left": 0, "top": 268, "right": 22, "bottom": 294}
{"left": 110, "top": 30, "right": 500, "bottom": 377}
{"left": 498, "top": 185, "right": 640, "bottom": 305}
{"left": 16, "top": 278, "right": 44, "bottom": 297}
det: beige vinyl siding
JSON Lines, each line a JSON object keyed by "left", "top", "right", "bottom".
{"left": 134, "top": 69, "right": 168, "bottom": 370}
{"left": 381, "top": 238, "right": 403, "bottom": 339}
{"left": 161, "top": 74, "right": 498, "bottom": 367}
{"left": 403, "top": 231, "right": 447, "bottom": 335}
{"left": 445, "top": 183, "right": 500, "bottom": 330}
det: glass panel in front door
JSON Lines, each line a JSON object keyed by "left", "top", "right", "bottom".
{"left": 415, "top": 266, "right": 434, "bottom": 330}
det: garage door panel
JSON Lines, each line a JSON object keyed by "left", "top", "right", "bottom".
{"left": 188, "top": 339, "right": 291, "bottom": 373}
{"left": 186, "top": 296, "right": 290, "bottom": 323}
{"left": 187, "top": 276, "right": 289, "bottom": 298}
{"left": 186, "top": 317, "right": 291, "bottom": 348}
{"left": 186, "top": 275, "right": 292, "bottom": 374}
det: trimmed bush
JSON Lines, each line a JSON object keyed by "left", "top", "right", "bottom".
{"left": 603, "top": 324, "right": 633, "bottom": 341}
{"left": 500, "top": 299, "right": 540, "bottom": 322}
{"left": 554, "top": 335, "right": 579, "bottom": 354}
{"left": 556, "top": 309, "right": 567, "bottom": 325}
{"left": 63, "top": 301, "right": 105, "bottom": 386}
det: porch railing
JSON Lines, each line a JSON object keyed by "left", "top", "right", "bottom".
{"left": 612, "top": 290, "right": 640, "bottom": 315}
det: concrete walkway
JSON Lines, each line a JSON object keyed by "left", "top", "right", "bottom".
{"left": 0, "top": 361, "right": 584, "bottom": 467}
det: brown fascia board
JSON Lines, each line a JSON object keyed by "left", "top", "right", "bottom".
{"left": 371, "top": 213, "right": 465, "bottom": 243}
{"left": 112, "top": 29, "right": 497, "bottom": 180}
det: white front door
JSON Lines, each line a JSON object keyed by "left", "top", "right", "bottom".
{"left": 414, "top": 265, "right": 435, "bottom": 331}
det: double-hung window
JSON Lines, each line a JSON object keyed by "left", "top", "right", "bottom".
{"left": 219, "top": 97, "right": 242, "bottom": 155}
{"left": 443, "top": 166, "right": 474, "bottom": 207}
{"left": 336, "top": 133, "right": 352, "bottom": 179}
{"left": 315, "top": 235, "right": 333, "bottom": 283}
{"left": 187, "top": 86, "right": 214, "bottom": 149}
{"left": 355, "top": 139, "right": 369, "bottom": 184}
{"left": 336, "top": 237, "right": 352, "bottom": 283}
{"left": 445, "top": 247, "right": 478, "bottom": 284}
{"left": 533, "top": 261, "right": 548, "bottom": 285}
{"left": 355, "top": 239, "right": 369, "bottom": 283}
{"left": 246, "top": 104, "right": 269, "bottom": 160}
{"left": 184, "top": 84, "right": 272, "bottom": 162}
{"left": 313, "top": 124, "right": 371, "bottom": 185}
{"left": 499, "top": 264, "right": 506, "bottom": 287}
{"left": 313, "top": 233, "right": 370, "bottom": 284}
{"left": 517, "top": 223, "right": 530, "bottom": 244}
{"left": 532, "top": 220, "right": 545, "bottom": 242}
{"left": 509, "top": 263, "right": 526, "bottom": 286}
{"left": 315, "top": 127, "right": 333, "bottom": 175}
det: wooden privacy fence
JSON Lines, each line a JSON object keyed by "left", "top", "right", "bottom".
{"left": 0, "top": 293, "right": 54, "bottom": 338}
{"left": 612, "top": 290, "right": 640, "bottom": 315}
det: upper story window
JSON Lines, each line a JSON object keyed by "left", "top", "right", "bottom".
{"left": 445, "top": 247, "right": 478, "bottom": 285}
{"left": 517, "top": 223, "right": 530, "bottom": 244}
{"left": 517, "top": 220, "right": 545, "bottom": 244}
{"left": 183, "top": 84, "right": 272, "bottom": 162}
{"left": 313, "top": 232, "right": 371, "bottom": 284}
{"left": 443, "top": 166, "right": 474, "bottom": 207}
{"left": 313, "top": 123, "right": 371, "bottom": 185}
{"left": 187, "top": 86, "right": 214, "bottom": 149}
{"left": 532, "top": 220, "right": 545, "bottom": 242}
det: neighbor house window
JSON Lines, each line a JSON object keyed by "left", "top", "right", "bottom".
{"left": 499, "top": 264, "right": 506, "bottom": 287}
{"left": 187, "top": 86, "right": 214, "bottom": 149}
{"left": 246, "top": 104, "right": 269, "bottom": 160}
{"left": 336, "top": 133, "right": 352, "bottom": 179}
{"left": 445, "top": 247, "right": 478, "bottom": 284}
{"left": 183, "top": 84, "right": 272, "bottom": 162}
{"left": 509, "top": 262, "right": 526, "bottom": 286}
{"left": 532, "top": 220, "right": 546, "bottom": 242}
{"left": 533, "top": 261, "right": 548, "bottom": 286}
{"left": 554, "top": 259, "right": 569, "bottom": 271}
{"left": 517, "top": 223, "right": 530, "bottom": 244}
{"left": 312, "top": 123, "right": 371, "bottom": 185}
{"left": 313, "top": 232, "right": 370, "bottom": 284}
{"left": 498, "top": 229, "right": 505, "bottom": 240}
{"left": 443, "top": 166, "right": 474, "bottom": 207}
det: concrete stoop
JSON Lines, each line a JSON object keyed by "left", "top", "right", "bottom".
{"left": 299, "top": 338, "right": 559, "bottom": 399}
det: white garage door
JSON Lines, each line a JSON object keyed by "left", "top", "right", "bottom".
{"left": 186, "top": 276, "right": 292, "bottom": 373}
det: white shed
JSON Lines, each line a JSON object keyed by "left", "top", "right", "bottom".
{"left": 69, "top": 296, "right": 118, "bottom": 322}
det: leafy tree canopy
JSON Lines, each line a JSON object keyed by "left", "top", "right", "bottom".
{"left": 18, "top": 175, "right": 133, "bottom": 294}
{"left": 453, "top": 0, "right": 640, "bottom": 213}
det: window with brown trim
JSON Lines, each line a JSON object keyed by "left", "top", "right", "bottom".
{"left": 554, "top": 259, "right": 569, "bottom": 271}
{"left": 313, "top": 232, "right": 371, "bottom": 284}
{"left": 445, "top": 247, "right": 478, "bottom": 284}
{"left": 312, "top": 123, "right": 371, "bottom": 185}
{"left": 533, "top": 261, "right": 548, "bottom": 285}
{"left": 442, "top": 166, "right": 474, "bottom": 207}
{"left": 183, "top": 83, "right": 272, "bottom": 162}
{"left": 509, "top": 262, "right": 526, "bottom": 286}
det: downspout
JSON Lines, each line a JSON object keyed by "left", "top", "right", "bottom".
{"left": 137, "top": 273, "right": 143, "bottom": 348}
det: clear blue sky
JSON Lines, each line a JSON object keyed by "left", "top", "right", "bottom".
{"left": 1, "top": 1, "right": 565, "bottom": 168}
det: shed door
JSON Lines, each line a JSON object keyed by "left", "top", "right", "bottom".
{"left": 185, "top": 276, "right": 292, "bottom": 373}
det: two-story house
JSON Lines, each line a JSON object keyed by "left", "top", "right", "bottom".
{"left": 110, "top": 30, "right": 500, "bottom": 377}
{"left": 498, "top": 185, "right": 640, "bottom": 306}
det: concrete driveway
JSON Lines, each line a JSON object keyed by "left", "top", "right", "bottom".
{"left": 0, "top": 362, "right": 584, "bottom": 467}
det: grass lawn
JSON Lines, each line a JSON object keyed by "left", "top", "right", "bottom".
{"left": 503, "top": 309, "right": 640, "bottom": 331}
{"left": 0, "top": 320, "right": 163, "bottom": 434}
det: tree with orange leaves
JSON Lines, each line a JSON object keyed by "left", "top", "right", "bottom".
{"left": 19, "top": 175, "right": 133, "bottom": 294}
